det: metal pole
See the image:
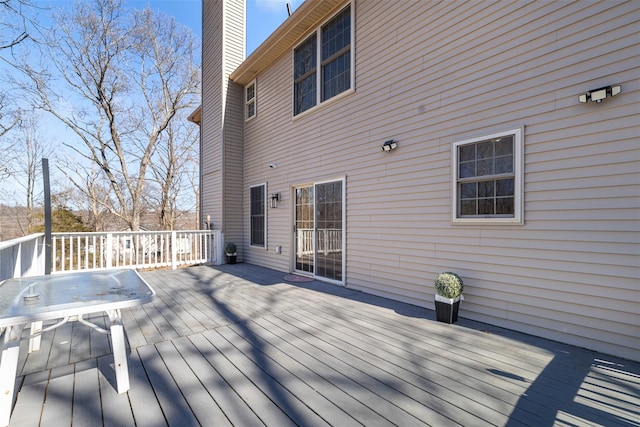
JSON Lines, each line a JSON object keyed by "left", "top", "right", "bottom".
{"left": 42, "top": 158, "right": 52, "bottom": 275}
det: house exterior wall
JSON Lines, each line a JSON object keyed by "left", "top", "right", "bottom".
{"left": 200, "top": 0, "right": 223, "bottom": 231}
{"left": 204, "top": 0, "right": 640, "bottom": 360}
{"left": 200, "top": 0, "right": 245, "bottom": 253}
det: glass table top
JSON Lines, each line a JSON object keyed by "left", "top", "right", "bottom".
{"left": 0, "top": 269, "right": 155, "bottom": 326}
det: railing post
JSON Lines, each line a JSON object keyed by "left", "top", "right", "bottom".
{"left": 37, "top": 235, "right": 45, "bottom": 276}
{"left": 13, "top": 241, "right": 22, "bottom": 277}
{"left": 206, "top": 232, "right": 212, "bottom": 264}
{"left": 215, "top": 231, "right": 224, "bottom": 266}
{"left": 106, "top": 233, "right": 113, "bottom": 268}
{"left": 205, "top": 231, "right": 211, "bottom": 264}
{"left": 171, "top": 230, "right": 177, "bottom": 270}
{"left": 51, "top": 235, "right": 57, "bottom": 273}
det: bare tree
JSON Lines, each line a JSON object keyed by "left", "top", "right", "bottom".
{"left": 1, "top": 0, "right": 45, "bottom": 125}
{"left": 148, "top": 118, "right": 199, "bottom": 230}
{"left": 56, "top": 162, "right": 113, "bottom": 231}
{"left": 1, "top": 0, "right": 40, "bottom": 186}
{"left": 17, "top": 0, "right": 200, "bottom": 231}
{"left": 3, "top": 112, "right": 53, "bottom": 233}
{"left": 0, "top": 0, "right": 36, "bottom": 52}
{"left": 0, "top": 97, "right": 18, "bottom": 186}
{"left": 0, "top": 94, "right": 19, "bottom": 140}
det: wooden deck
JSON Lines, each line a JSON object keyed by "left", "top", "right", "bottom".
{"left": 4, "top": 264, "right": 639, "bottom": 426}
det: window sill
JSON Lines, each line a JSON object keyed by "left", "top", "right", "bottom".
{"left": 292, "top": 87, "right": 355, "bottom": 121}
{"left": 452, "top": 217, "right": 524, "bottom": 225}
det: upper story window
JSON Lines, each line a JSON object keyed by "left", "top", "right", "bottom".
{"left": 245, "top": 80, "right": 256, "bottom": 120}
{"left": 322, "top": 6, "right": 351, "bottom": 101}
{"left": 294, "top": 36, "right": 317, "bottom": 115}
{"left": 294, "top": 4, "right": 352, "bottom": 116}
{"left": 452, "top": 128, "right": 524, "bottom": 224}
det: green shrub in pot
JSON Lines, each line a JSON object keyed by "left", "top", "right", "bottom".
{"left": 434, "top": 272, "right": 464, "bottom": 324}
{"left": 434, "top": 272, "right": 463, "bottom": 299}
{"left": 224, "top": 242, "right": 237, "bottom": 255}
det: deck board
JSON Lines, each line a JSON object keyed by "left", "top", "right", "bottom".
{"left": 39, "top": 364, "right": 74, "bottom": 426}
{"left": 47, "top": 319, "right": 72, "bottom": 369}
{"left": 237, "top": 317, "right": 397, "bottom": 426}
{"left": 300, "top": 301, "right": 541, "bottom": 420}
{"left": 97, "top": 354, "right": 137, "bottom": 427}
{"left": 201, "top": 328, "right": 300, "bottom": 427}
{"left": 281, "top": 309, "right": 515, "bottom": 425}
{"left": 155, "top": 339, "right": 233, "bottom": 425}
{"left": 185, "top": 332, "right": 267, "bottom": 426}
{"left": 206, "top": 327, "right": 333, "bottom": 427}
{"left": 89, "top": 315, "right": 112, "bottom": 358}
{"left": 72, "top": 359, "right": 102, "bottom": 426}
{"left": 255, "top": 314, "right": 429, "bottom": 426}
{"left": 137, "top": 343, "right": 201, "bottom": 426}
{"left": 169, "top": 336, "right": 233, "bottom": 426}
{"left": 267, "top": 312, "right": 452, "bottom": 426}
{"left": 69, "top": 320, "right": 91, "bottom": 364}
{"left": 2, "top": 264, "right": 639, "bottom": 426}
{"left": 126, "top": 348, "right": 168, "bottom": 427}
{"left": 7, "top": 370, "right": 47, "bottom": 426}
{"left": 215, "top": 324, "right": 359, "bottom": 427}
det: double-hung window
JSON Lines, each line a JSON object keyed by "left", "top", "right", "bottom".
{"left": 250, "top": 184, "right": 266, "bottom": 247}
{"left": 245, "top": 80, "right": 256, "bottom": 120}
{"left": 452, "top": 128, "right": 523, "bottom": 224}
{"left": 294, "top": 4, "right": 352, "bottom": 115}
{"left": 294, "top": 36, "right": 317, "bottom": 115}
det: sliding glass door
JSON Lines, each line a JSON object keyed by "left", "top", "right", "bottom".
{"left": 294, "top": 180, "right": 343, "bottom": 282}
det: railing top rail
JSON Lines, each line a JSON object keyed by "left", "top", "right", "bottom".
{"left": 0, "top": 233, "right": 45, "bottom": 250}
{"left": 52, "top": 230, "right": 214, "bottom": 237}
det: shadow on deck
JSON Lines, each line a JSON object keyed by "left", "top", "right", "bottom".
{"left": 4, "top": 263, "right": 640, "bottom": 426}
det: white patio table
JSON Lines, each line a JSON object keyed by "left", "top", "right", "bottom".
{"left": 0, "top": 269, "right": 155, "bottom": 427}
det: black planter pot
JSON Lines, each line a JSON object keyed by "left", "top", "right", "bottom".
{"left": 435, "top": 297, "right": 461, "bottom": 324}
{"left": 226, "top": 254, "right": 237, "bottom": 264}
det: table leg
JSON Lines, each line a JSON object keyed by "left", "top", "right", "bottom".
{"left": 0, "top": 324, "right": 23, "bottom": 427}
{"left": 29, "top": 321, "right": 42, "bottom": 353}
{"left": 107, "top": 309, "right": 129, "bottom": 394}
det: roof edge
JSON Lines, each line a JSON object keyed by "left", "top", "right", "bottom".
{"left": 230, "top": 0, "right": 345, "bottom": 86}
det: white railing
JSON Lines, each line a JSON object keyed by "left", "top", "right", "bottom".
{"left": 0, "top": 230, "right": 221, "bottom": 281}
{"left": 52, "top": 230, "right": 220, "bottom": 273}
{"left": 296, "top": 228, "right": 342, "bottom": 256}
{"left": 0, "top": 234, "right": 46, "bottom": 282}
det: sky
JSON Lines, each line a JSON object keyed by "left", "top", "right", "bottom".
{"left": 1, "top": 0, "right": 301, "bottom": 208}
{"left": 126, "top": 0, "right": 305, "bottom": 56}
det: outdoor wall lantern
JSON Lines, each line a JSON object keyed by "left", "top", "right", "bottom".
{"left": 579, "top": 84, "right": 621, "bottom": 103}
{"left": 381, "top": 139, "right": 397, "bottom": 152}
{"left": 270, "top": 193, "right": 280, "bottom": 208}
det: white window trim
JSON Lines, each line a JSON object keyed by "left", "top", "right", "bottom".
{"left": 451, "top": 127, "right": 524, "bottom": 225}
{"left": 292, "top": 0, "right": 355, "bottom": 118}
{"left": 250, "top": 182, "right": 268, "bottom": 248}
{"left": 245, "top": 79, "right": 256, "bottom": 121}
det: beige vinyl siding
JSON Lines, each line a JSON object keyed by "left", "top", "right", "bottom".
{"left": 242, "top": 49, "right": 297, "bottom": 270}
{"left": 229, "top": 0, "right": 639, "bottom": 360}
{"left": 201, "top": 0, "right": 245, "bottom": 253}
{"left": 221, "top": 1, "right": 246, "bottom": 256}
{"left": 223, "top": 81, "right": 244, "bottom": 257}
{"left": 200, "top": 0, "right": 224, "bottom": 231}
